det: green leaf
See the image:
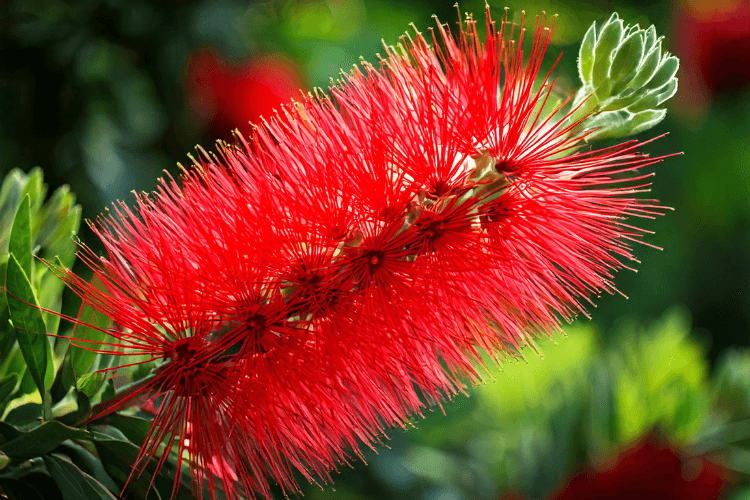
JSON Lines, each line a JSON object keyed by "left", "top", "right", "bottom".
{"left": 592, "top": 16, "right": 623, "bottom": 91}
{"left": 76, "top": 372, "right": 104, "bottom": 398}
{"left": 9, "top": 195, "right": 32, "bottom": 279}
{"left": 643, "top": 25, "right": 657, "bottom": 52}
{"left": 628, "top": 79, "right": 678, "bottom": 113}
{"left": 20, "top": 168, "right": 45, "bottom": 217}
{"left": 43, "top": 454, "right": 119, "bottom": 500}
{"left": 16, "top": 356, "right": 37, "bottom": 397}
{"left": 627, "top": 41, "right": 662, "bottom": 91}
{"left": 0, "top": 420, "right": 102, "bottom": 460}
{"left": 610, "top": 31, "right": 644, "bottom": 89}
{"left": 102, "top": 413, "right": 153, "bottom": 445}
{"left": 5, "top": 254, "right": 53, "bottom": 413}
{"left": 578, "top": 22, "right": 597, "bottom": 85}
{"left": 54, "top": 388, "right": 92, "bottom": 426}
{"left": 94, "top": 440, "right": 164, "bottom": 500}
{"left": 4, "top": 401, "right": 42, "bottom": 427}
{"left": 645, "top": 54, "right": 679, "bottom": 91}
{"left": 0, "top": 172, "right": 26, "bottom": 254}
{"left": 92, "top": 378, "right": 116, "bottom": 407}
{"left": 0, "top": 254, "right": 13, "bottom": 368}
{"left": 628, "top": 109, "right": 667, "bottom": 135}
{"left": 71, "top": 299, "right": 113, "bottom": 378}
{"left": 61, "top": 441, "right": 119, "bottom": 494}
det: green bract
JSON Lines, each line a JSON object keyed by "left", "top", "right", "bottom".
{"left": 572, "top": 13, "right": 679, "bottom": 140}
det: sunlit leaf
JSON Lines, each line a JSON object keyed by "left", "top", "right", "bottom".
{"left": 5, "top": 254, "right": 52, "bottom": 409}
{"left": 9, "top": 195, "right": 32, "bottom": 278}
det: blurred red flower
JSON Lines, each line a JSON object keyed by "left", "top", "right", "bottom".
{"left": 186, "top": 49, "right": 306, "bottom": 136}
{"left": 674, "top": 0, "right": 750, "bottom": 114}
{"left": 551, "top": 437, "right": 728, "bottom": 500}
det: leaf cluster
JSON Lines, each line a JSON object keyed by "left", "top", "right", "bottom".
{"left": 0, "top": 169, "right": 199, "bottom": 500}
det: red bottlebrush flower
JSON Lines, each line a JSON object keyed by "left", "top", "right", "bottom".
{"left": 55, "top": 7, "right": 674, "bottom": 500}
{"left": 186, "top": 49, "right": 306, "bottom": 136}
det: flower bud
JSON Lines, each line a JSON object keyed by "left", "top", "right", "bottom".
{"left": 573, "top": 14, "right": 679, "bottom": 140}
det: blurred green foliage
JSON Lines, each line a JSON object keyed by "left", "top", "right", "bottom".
{"left": 295, "top": 309, "right": 726, "bottom": 500}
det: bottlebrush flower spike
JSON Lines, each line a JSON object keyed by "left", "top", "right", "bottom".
{"left": 51, "top": 7, "right": 676, "bottom": 500}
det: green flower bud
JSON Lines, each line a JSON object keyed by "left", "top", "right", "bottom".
{"left": 573, "top": 14, "right": 679, "bottom": 140}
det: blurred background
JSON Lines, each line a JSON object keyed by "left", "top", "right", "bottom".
{"left": 1, "top": 0, "right": 750, "bottom": 498}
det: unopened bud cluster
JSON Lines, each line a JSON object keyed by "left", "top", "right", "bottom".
{"left": 573, "top": 13, "right": 679, "bottom": 140}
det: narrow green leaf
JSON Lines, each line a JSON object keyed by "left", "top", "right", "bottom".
{"left": 20, "top": 168, "right": 45, "bottom": 217}
{"left": 0, "top": 171, "right": 26, "bottom": 254}
{"left": 71, "top": 300, "right": 112, "bottom": 378}
{"left": 5, "top": 255, "right": 53, "bottom": 404}
{"left": 627, "top": 41, "right": 662, "bottom": 92}
{"left": 17, "top": 362, "right": 37, "bottom": 397}
{"left": 645, "top": 54, "right": 679, "bottom": 91}
{"left": 61, "top": 441, "right": 120, "bottom": 494}
{"left": 610, "top": 31, "right": 644, "bottom": 89}
{"left": 0, "top": 305, "right": 14, "bottom": 376}
{"left": 643, "top": 25, "right": 657, "bottom": 52}
{"left": 9, "top": 195, "right": 32, "bottom": 279}
{"left": 578, "top": 22, "right": 597, "bottom": 85}
{"left": 0, "top": 254, "right": 13, "bottom": 368}
{"left": 592, "top": 17, "right": 623, "bottom": 91}
{"left": 0, "top": 419, "right": 101, "bottom": 460}
{"left": 43, "top": 454, "right": 118, "bottom": 500}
